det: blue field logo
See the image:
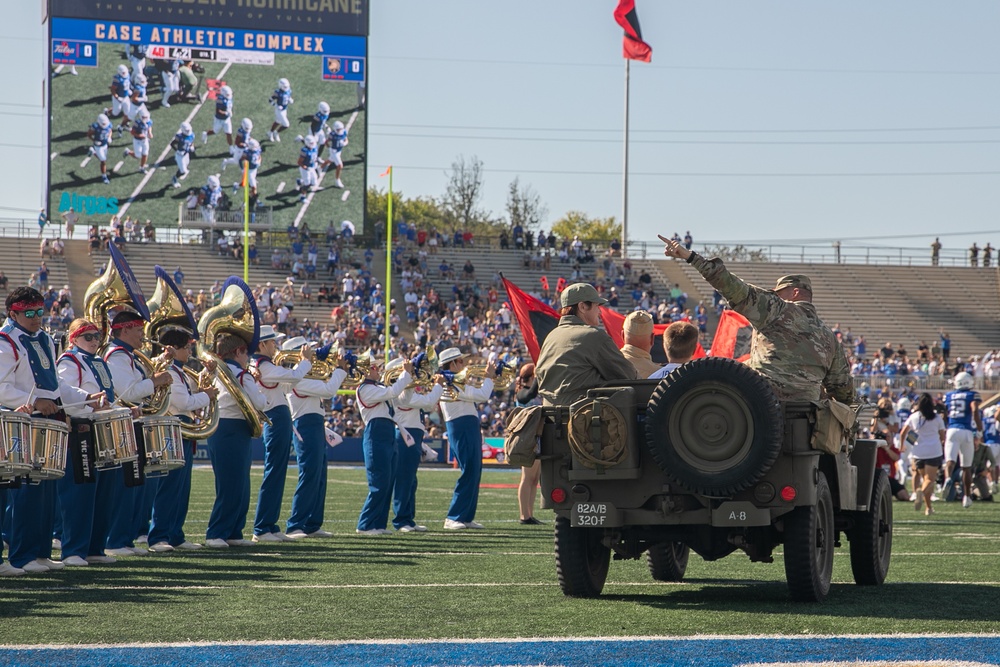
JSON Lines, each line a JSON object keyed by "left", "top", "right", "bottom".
{"left": 58, "top": 192, "right": 118, "bottom": 216}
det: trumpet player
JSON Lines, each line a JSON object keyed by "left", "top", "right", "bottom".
{"left": 0, "top": 288, "right": 94, "bottom": 574}
{"left": 205, "top": 333, "right": 266, "bottom": 548}
{"left": 104, "top": 310, "right": 173, "bottom": 557}
{"left": 385, "top": 356, "right": 446, "bottom": 533}
{"left": 55, "top": 318, "right": 117, "bottom": 567}
{"left": 281, "top": 338, "right": 350, "bottom": 539}
{"left": 355, "top": 355, "right": 413, "bottom": 535}
{"left": 249, "top": 325, "right": 314, "bottom": 543}
{"left": 439, "top": 348, "right": 495, "bottom": 531}
{"left": 147, "top": 329, "right": 218, "bottom": 553}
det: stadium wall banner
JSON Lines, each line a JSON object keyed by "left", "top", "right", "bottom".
{"left": 48, "top": 0, "right": 369, "bottom": 37}
{"left": 47, "top": 0, "right": 368, "bottom": 236}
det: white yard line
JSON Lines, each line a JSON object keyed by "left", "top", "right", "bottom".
{"left": 292, "top": 108, "right": 359, "bottom": 227}
{"left": 276, "top": 181, "right": 286, "bottom": 193}
{"left": 112, "top": 160, "right": 124, "bottom": 173}
{"left": 116, "top": 62, "right": 233, "bottom": 219}
{"left": 341, "top": 189, "right": 350, "bottom": 201}
{"left": 50, "top": 152, "right": 58, "bottom": 161}
{"left": 80, "top": 156, "right": 91, "bottom": 168}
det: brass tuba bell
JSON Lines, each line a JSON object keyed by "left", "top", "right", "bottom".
{"left": 381, "top": 345, "right": 439, "bottom": 389}
{"left": 84, "top": 243, "right": 171, "bottom": 415}
{"left": 145, "top": 266, "right": 219, "bottom": 440}
{"left": 197, "top": 276, "right": 270, "bottom": 438}
{"left": 441, "top": 360, "right": 516, "bottom": 401}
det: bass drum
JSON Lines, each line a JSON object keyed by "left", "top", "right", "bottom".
{"left": 138, "top": 416, "right": 185, "bottom": 477}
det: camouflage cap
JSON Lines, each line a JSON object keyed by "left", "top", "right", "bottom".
{"left": 560, "top": 283, "right": 608, "bottom": 308}
{"left": 773, "top": 274, "right": 812, "bottom": 293}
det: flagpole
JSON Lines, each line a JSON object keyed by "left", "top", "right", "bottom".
{"left": 383, "top": 167, "right": 393, "bottom": 364}
{"left": 621, "top": 58, "right": 630, "bottom": 261}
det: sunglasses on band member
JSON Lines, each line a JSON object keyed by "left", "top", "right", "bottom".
{"left": 20, "top": 308, "right": 46, "bottom": 319}
{"left": 78, "top": 333, "right": 101, "bottom": 342}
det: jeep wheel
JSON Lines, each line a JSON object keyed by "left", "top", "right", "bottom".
{"left": 554, "top": 516, "right": 610, "bottom": 598}
{"left": 647, "top": 542, "right": 689, "bottom": 582}
{"left": 645, "top": 357, "right": 783, "bottom": 496}
{"left": 783, "top": 472, "right": 834, "bottom": 602}
{"left": 849, "top": 468, "right": 893, "bottom": 586}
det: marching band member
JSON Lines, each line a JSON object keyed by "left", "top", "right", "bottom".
{"left": 147, "top": 329, "right": 217, "bottom": 553}
{"left": 438, "top": 348, "right": 495, "bottom": 530}
{"left": 249, "top": 325, "right": 313, "bottom": 542}
{"left": 0, "top": 288, "right": 92, "bottom": 573}
{"left": 55, "top": 318, "right": 117, "bottom": 567}
{"left": 386, "top": 356, "right": 445, "bottom": 533}
{"left": 281, "top": 338, "right": 349, "bottom": 539}
{"left": 355, "top": 355, "right": 412, "bottom": 535}
{"left": 103, "top": 310, "right": 173, "bottom": 557}
{"left": 205, "top": 333, "right": 266, "bottom": 548}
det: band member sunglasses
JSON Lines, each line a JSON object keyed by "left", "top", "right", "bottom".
{"left": 78, "top": 333, "right": 101, "bottom": 342}
{"left": 21, "top": 308, "right": 46, "bottom": 319}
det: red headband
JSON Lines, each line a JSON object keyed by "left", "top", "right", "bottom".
{"left": 9, "top": 301, "right": 44, "bottom": 312}
{"left": 111, "top": 319, "right": 145, "bottom": 331}
{"left": 69, "top": 323, "right": 99, "bottom": 340}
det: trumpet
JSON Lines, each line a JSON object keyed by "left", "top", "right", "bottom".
{"left": 381, "top": 346, "right": 439, "bottom": 389}
{"left": 441, "top": 361, "right": 516, "bottom": 401}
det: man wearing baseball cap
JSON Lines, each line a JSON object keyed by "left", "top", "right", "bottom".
{"left": 659, "top": 235, "right": 853, "bottom": 403}
{"left": 535, "top": 283, "right": 637, "bottom": 407}
{"left": 620, "top": 310, "right": 661, "bottom": 378}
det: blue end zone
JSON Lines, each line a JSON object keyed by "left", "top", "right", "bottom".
{"left": 3, "top": 636, "right": 999, "bottom": 667}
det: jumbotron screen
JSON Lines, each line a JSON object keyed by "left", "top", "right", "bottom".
{"left": 47, "top": 0, "right": 368, "bottom": 235}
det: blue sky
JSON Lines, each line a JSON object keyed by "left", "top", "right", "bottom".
{"left": 3, "top": 1, "right": 1000, "bottom": 253}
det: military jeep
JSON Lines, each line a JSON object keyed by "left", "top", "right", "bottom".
{"left": 537, "top": 357, "right": 892, "bottom": 602}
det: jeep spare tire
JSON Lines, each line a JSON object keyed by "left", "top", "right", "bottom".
{"left": 645, "top": 357, "right": 783, "bottom": 496}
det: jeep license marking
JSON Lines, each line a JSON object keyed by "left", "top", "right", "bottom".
{"left": 574, "top": 503, "right": 608, "bottom": 527}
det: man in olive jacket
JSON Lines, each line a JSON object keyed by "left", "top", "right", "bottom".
{"left": 536, "top": 283, "right": 638, "bottom": 407}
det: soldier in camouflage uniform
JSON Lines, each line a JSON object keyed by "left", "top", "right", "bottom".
{"left": 536, "top": 283, "right": 638, "bottom": 407}
{"left": 659, "top": 235, "right": 854, "bottom": 404}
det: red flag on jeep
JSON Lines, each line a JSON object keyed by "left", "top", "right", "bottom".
{"left": 614, "top": 0, "right": 653, "bottom": 62}
{"left": 502, "top": 277, "right": 560, "bottom": 362}
{"left": 710, "top": 310, "right": 752, "bottom": 361}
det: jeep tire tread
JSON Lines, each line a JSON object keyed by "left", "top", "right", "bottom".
{"left": 554, "top": 516, "right": 610, "bottom": 598}
{"left": 849, "top": 468, "right": 893, "bottom": 586}
{"left": 783, "top": 471, "right": 835, "bottom": 602}
{"left": 645, "top": 357, "right": 783, "bottom": 496}
{"left": 646, "top": 542, "right": 690, "bottom": 582}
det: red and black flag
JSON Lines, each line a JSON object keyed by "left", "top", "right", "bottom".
{"left": 710, "top": 310, "right": 753, "bottom": 362}
{"left": 614, "top": 0, "right": 653, "bottom": 62}
{"left": 502, "top": 276, "right": 560, "bottom": 362}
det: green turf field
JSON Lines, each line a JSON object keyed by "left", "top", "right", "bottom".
{"left": 2, "top": 465, "right": 1000, "bottom": 643}
{"left": 48, "top": 43, "right": 366, "bottom": 232}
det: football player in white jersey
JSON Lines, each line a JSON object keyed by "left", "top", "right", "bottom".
{"left": 128, "top": 73, "right": 150, "bottom": 126}
{"left": 123, "top": 108, "right": 153, "bottom": 174}
{"left": 202, "top": 85, "right": 234, "bottom": 147}
{"left": 267, "top": 78, "right": 293, "bottom": 142}
{"left": 87, "top": 113, "right": 114, "bottom": 185}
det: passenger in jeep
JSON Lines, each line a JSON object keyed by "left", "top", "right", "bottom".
{"left": 648, "top": 321, "right": 699, "bottom": 379}
{"left": 659, "top": 234, "right": 854, "bottom": 404}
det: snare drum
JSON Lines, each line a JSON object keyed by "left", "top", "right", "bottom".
{"left": 28, "top": 418, "right": 70, "bottom": 481}
{"left": 90, "top": 407, "right": 138, "bottom": 469}
{"left": 139, "top": 416, "right": 184, "bottom": 477}
{"left": 0, "top": 412, "right": 32, "bottom": 480}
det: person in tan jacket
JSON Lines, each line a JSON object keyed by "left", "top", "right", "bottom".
{"left": 619, "top": 310, "right": 660, "bottom": 379}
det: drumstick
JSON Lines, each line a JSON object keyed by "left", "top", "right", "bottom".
{"left": 60, "top": 397, "right": 109, "bottom": 409}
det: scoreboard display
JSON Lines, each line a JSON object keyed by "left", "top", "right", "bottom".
{"left": 46, "top": 0, "right": 369, "bottom": 235}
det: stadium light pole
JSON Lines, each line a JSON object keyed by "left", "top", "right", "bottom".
{"left": 621, "top": 59, "right": 630, "bottom": 261}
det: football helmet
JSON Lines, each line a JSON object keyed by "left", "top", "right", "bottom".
{"left": 318, "top": 101, "right": 330, "bottom": 115}
{"left": 219, "top": 85, "right": 233, "bottom": 99}
{"left": 139, "top": 109, "right": 151, "bottom": 121}
{"left": 241, "top": 118, "right": 253, "bottom": 133}
{"left": 247, "top": 138, "right": 261, "bottom": 152}
{"left": 179, "top": 121, "right": 192, "bottom": 134}
{"left": 135, "top": 73, "right": 147, "bottom": 86}
{"left": 954, "top": 372, "right": 975, "bottom": 390}
{"left": 208, "top": 175, "right": 221, "bottom": 188}
{"left": 278, "top": 78, "right": 291, "bottom": 91}
{"left": 303, "top": 135, "right": 317, "bottom": 149}
{"left": 97, "top": 114, "right": 111, "bottom": 128}
{"left": 332, "top": 120, "right": 345, "bottom": 133}
{"left": 117, "top": 64, "right": 129, "bottom": 77}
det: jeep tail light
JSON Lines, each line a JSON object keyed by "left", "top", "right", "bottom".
{"left": 550, "top": 487, "right": 567, "bottom": 503}
{"left": 780, "top": 486, "right": 796, "bottom": 502}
